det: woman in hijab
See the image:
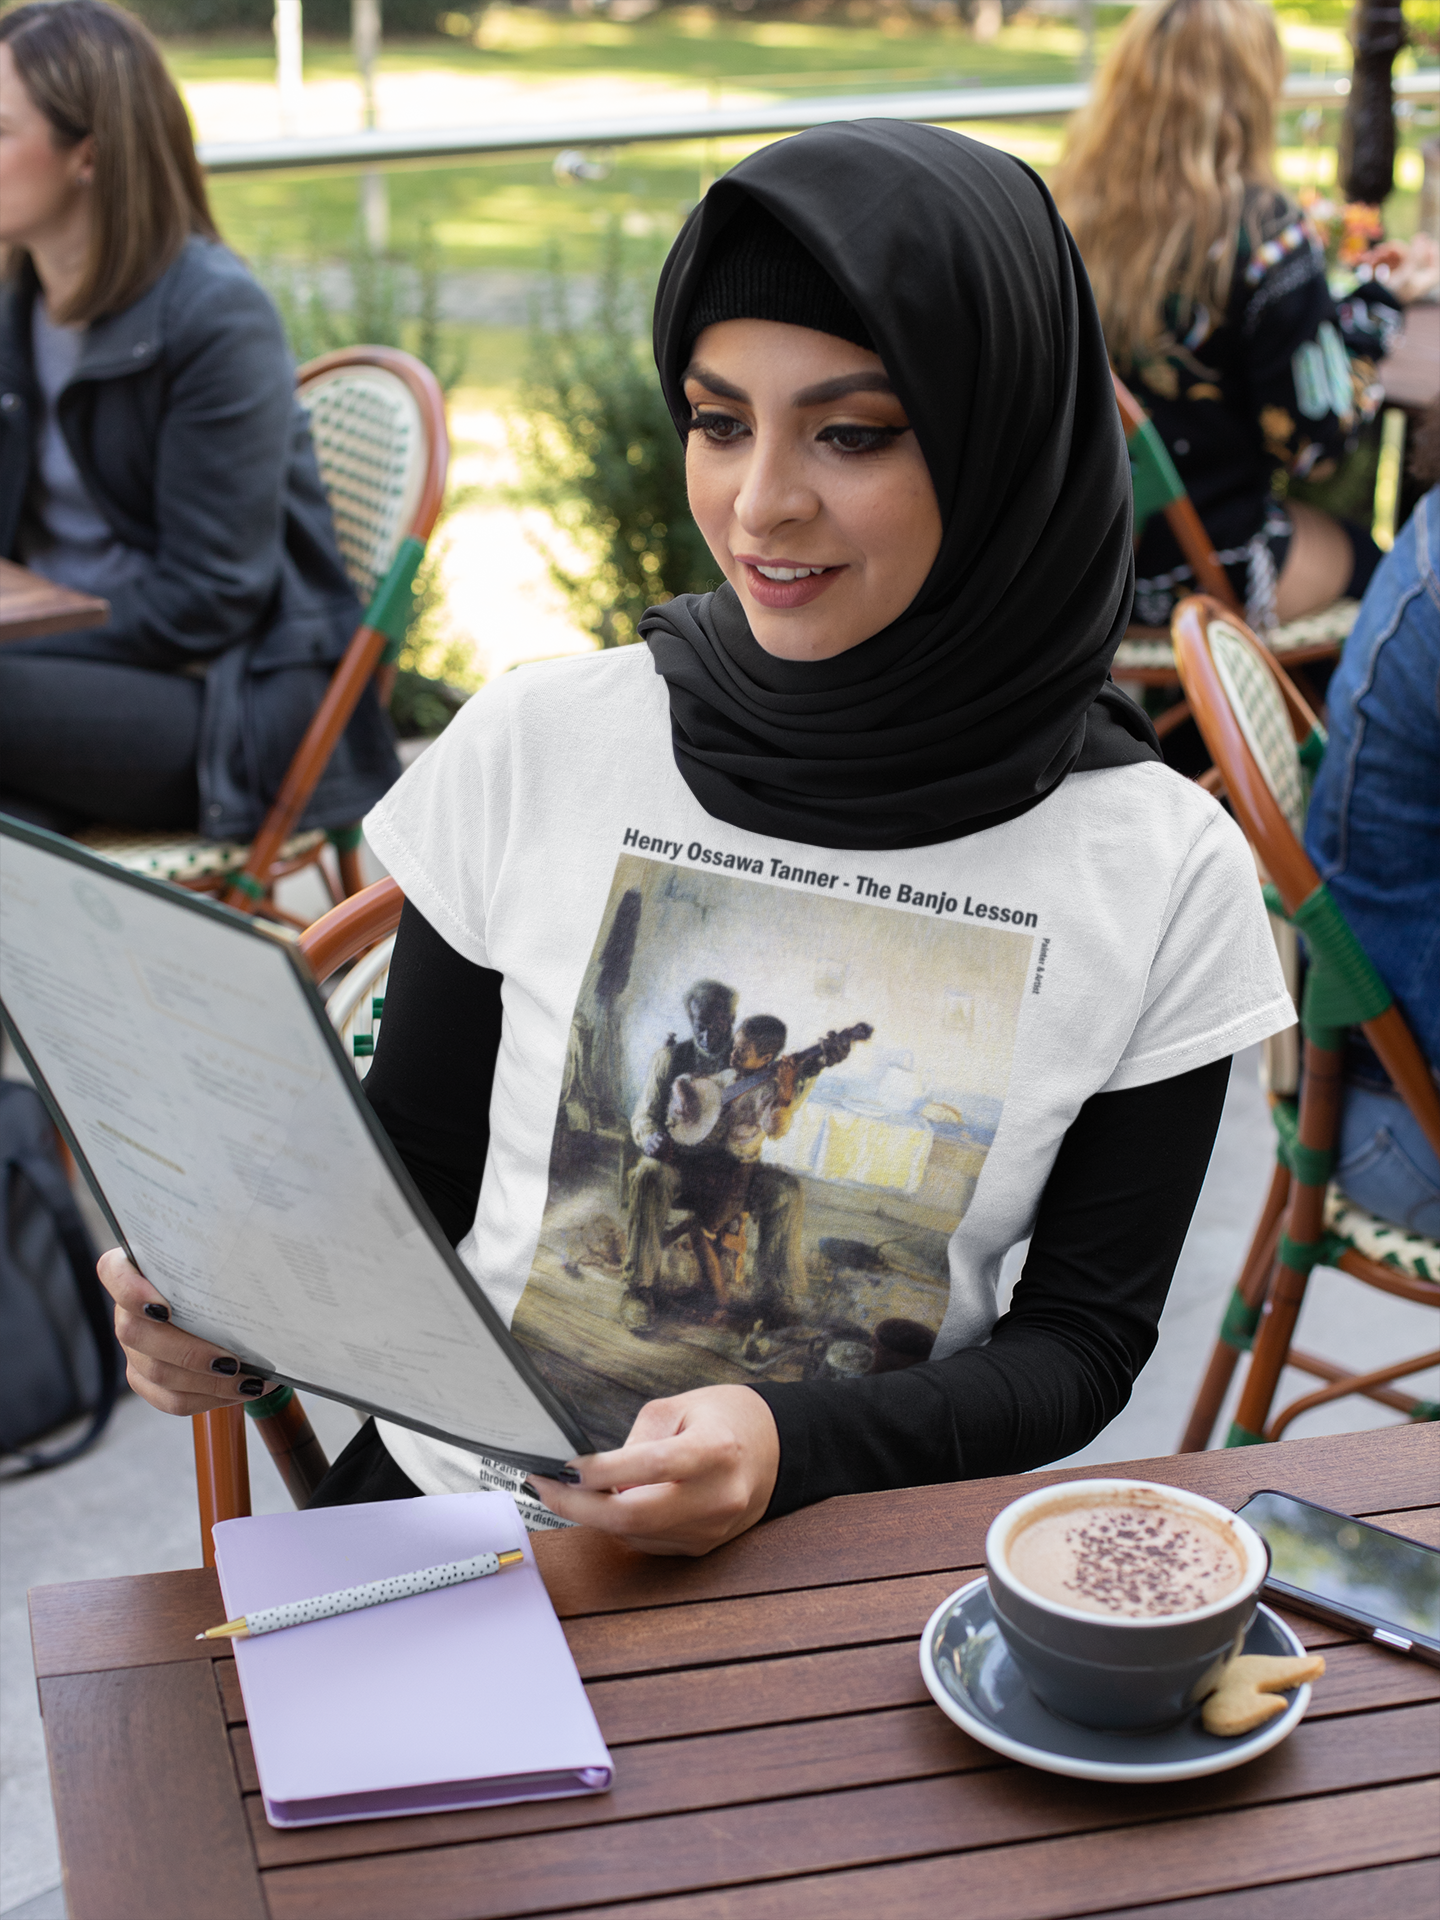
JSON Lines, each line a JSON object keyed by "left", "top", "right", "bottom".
{"left": 99, "top": 122, "right": 1292, "bottom": 1554}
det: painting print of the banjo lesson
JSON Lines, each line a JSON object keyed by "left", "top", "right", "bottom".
{"left": 515, "top": 850, "right": 1033, "bottom": 1449}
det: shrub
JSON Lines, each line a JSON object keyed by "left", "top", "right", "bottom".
{"left": 255, "top": 230, "right": 468, "bottom": 394}
{"left": 510, "top": 230, "right": 718, "bottom": 649}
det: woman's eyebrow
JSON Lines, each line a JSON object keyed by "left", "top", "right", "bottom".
{"left": 792, "top": 372, "right": 896, "bottom": 406}
{"left": 682, "top": 364, "right": 748, "bottom": 401}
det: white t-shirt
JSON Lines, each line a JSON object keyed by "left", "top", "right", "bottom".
{"left": 364, "top": 643, "right": 1292, "bottom": 1495}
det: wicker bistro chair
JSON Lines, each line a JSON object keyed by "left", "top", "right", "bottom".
{"left": 76, "top": 348, "right": 448, "bottom": 927}
{"left": 190, "top": 876, "right": 404, "bottom": 1564}
{"left": 1170, "top": 595, "right": 1440, "bottom": 1453}
{"left": 1108, "top": 372, "right": 1361, "bottom": 751}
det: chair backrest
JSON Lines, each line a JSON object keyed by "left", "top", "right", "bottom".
{"left": 297, "top": 350, "right": 445, "bottom": 610}
{"left": 220, "top": 358, "right": 447, "bottom": 911}
{"left": 1171, "top": 597, "right": 1322, "bottom": 907}
{"left": 1172, "top": 593, "right": 1440, "bottom": 1153}
{"left": 1111, "top": 371, "right": 1243, "bottom": 615}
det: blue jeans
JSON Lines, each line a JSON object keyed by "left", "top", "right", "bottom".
{"left": 1335, "top": 1082, "right": 1440, "bottom": 1236}
{"left": 1304, "top": 487, "right": 1440, "bottom": 1069}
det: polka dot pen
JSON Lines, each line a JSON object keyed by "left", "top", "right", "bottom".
{"left": 197, "top": 1547, "right": 527, "bottom": 1640}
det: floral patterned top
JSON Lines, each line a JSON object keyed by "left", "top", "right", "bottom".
{"left": 1121, "top": 187, "right": 1400, "bottom": 589}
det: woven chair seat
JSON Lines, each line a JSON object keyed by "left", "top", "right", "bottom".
{"left": 1113, "top": 599, "right": 1360, "bottom": 680}
{"left": 1113, "top": 636, "right": 1176, "bottom": 671}
{"left": 75, "top": 825, "right": 327, "bottom": 883}
{"left": 1268, "top": 598, "right": 1360, "bottom": 652}
{"left": 1325, "top": 1186, "right": 1439, "bottom": 1283}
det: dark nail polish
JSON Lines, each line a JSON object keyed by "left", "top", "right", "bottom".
{"left": 143, "top": 1303, "right": 170, "bottom": 1322}
{"left": 239, "top": 1377, "right": 266, "bottom": 1398}
{"left": 210, "top": 1356, "right": 239, "bottom": 1376}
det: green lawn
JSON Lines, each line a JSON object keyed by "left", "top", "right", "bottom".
{"left": 173, "top": 4, "right": 1434, "bottom": 389}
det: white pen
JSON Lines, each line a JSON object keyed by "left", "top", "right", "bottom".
{"left": 196, "top": 1547, "right": 526, "bottom": 1640}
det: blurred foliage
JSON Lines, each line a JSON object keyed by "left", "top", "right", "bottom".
{"left": 510, "top": 229, "right": 717, "bottom": 647}
{"left": 388, "top": 542, "right": 482, "bottom": 736}
{"left": 255, "top": 229, "right": 469, "bottom": 392}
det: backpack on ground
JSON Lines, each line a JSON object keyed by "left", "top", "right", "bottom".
{"left": 0, "top": 1078, "right": 120, "bottom": 1474}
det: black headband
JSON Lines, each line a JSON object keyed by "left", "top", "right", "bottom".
{"left": 682, "top": 202, "right": 874, "bottom": 355}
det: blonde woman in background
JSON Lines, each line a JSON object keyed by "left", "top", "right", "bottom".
{"left": 1054, "top": 0, "right": 1436, "bottom": 634}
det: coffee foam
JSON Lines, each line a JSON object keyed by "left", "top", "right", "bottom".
{"left": 1002, "top": 1490, "right": 1246, "bottom": 1620}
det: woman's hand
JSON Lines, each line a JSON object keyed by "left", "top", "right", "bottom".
{"left": 530, "top": 1385, "right": 780, "bottom": 1556}
{"left": 97, "top": 1248, "right": 273, "bottom": 1415}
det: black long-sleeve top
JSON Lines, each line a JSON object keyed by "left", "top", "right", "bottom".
{"left": 364, "top": 900, "right": 1230, "bottom": 1519}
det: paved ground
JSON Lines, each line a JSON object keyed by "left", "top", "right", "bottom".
{"left": 4, "top": 957, "right": 1436, "bottom": 1912}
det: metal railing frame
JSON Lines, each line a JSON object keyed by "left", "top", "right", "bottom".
{"left": 199, "top": 69, "right": 1439, "bottom": 175}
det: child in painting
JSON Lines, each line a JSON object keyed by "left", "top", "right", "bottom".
{"left": 100, "top": 121, "right": 1293, "bottom": 1555}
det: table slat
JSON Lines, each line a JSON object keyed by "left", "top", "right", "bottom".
{"left": 0, "top": 557, "right": 108, "bottom": 641}
{"left": 214, "top": 1595, "right": 1436, "bottom": 1757}
{"left": 241, "top": 1699, "right": 1436, "bottom": 1872}
{"left": 1088, "top": 1856, "right": 1440, "bottom": 1920}
{"left": 240, "top": 1701, "right": 987, "bottom": 1867}
{"left": 531, "top": 1428, "right": 1439, "bottom": 1621}
{"left": 562, "top": 1566, "right": 965, "bottom": 1678}
{"left": 29, "top": 1565, "right": 223, "bottom": 1679}
{"left": 39, "top": 1661, "right": 264, "bottom": 1920}
{"left": 259, "top": 1751, "right": 1440, "bottom": 1920}
{"left": 534, "top": 1780, "right": 1439, "bottom": 1920}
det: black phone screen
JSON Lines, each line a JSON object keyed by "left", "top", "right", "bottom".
{"left": 1238, "top": 1490, "right": 1440, "bottom": 1642}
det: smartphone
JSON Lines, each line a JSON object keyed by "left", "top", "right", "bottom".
{"left": 1235, "top": 1489, "right": 1440, "bottom": 1667}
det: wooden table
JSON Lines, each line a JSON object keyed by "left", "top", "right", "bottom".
{"left": 29, "top": 1425, "right": 1439, "bottom": 1920}
{"left": 0, "top": 557, "right": 108, "bottom": 642}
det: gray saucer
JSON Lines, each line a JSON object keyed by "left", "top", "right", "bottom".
{"left": 919, "top": 1577, "right": 1313, "bottom": 1783}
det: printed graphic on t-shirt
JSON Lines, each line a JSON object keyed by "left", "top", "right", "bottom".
{"left": 512, "top": 851, "right": 1034, "bottom": 1450}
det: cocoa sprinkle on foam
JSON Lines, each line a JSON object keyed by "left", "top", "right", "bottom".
{"left": 1059, "top": 1508, "right": 1235, "bottom": 1617}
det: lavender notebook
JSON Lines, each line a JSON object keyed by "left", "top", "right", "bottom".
{"left": 212, "top": 1491, "right": 612, "bottom": 1828}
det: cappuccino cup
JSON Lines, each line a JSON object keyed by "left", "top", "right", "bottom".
{"left": 985, "top": 1479, "right": 1269, "bottom": 1733}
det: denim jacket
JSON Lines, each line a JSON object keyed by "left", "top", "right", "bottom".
{"left": 1304, "top": 486, "right": 1440, "bottom": 1070}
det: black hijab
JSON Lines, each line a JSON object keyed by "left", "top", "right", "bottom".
{"left": 639, "top": 119, "right": 1158, "bottom": 853}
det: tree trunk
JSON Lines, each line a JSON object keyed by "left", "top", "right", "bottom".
{"left": 1339, "top": 0, "right": 1405, "bottom": 207}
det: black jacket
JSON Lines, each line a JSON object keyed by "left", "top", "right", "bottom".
{"left": 0, "top": 239, "right": 401, "bottom": 839}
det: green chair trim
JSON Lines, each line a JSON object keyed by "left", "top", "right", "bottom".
{"left": 1277, "top": 1230, "right": 1344, "bottom": 1275}
{"left": 1297, "top": 726, "right": 1326, "bottom": 773}
{"left": 1219, "top": 1286, "right": 1262, "bottom": 1352}
{"left": 328, "top": 823, "right": 365, "bottom": 853}
{"left": 243, "top": 1383, "right": 294, "bottom": 1420}
{"left": 1225, "top": 1421, "right": 1267, "bottom": 1447}
{"left": 364, "top": 533, "right": 426, "bottom": 662}
{"left": 1261, "top": 882, "right": 1393, "bottom": 1050}
{"left": 1126, "top": 416, "right": 1186, "bottom": 535}
{"left": 1270, "top": 1099, "right": 1335, "bottom": 1188}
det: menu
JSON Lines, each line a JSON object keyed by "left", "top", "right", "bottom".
{"left": 0, "top": 819, "right": 588, "bottom": 1476}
